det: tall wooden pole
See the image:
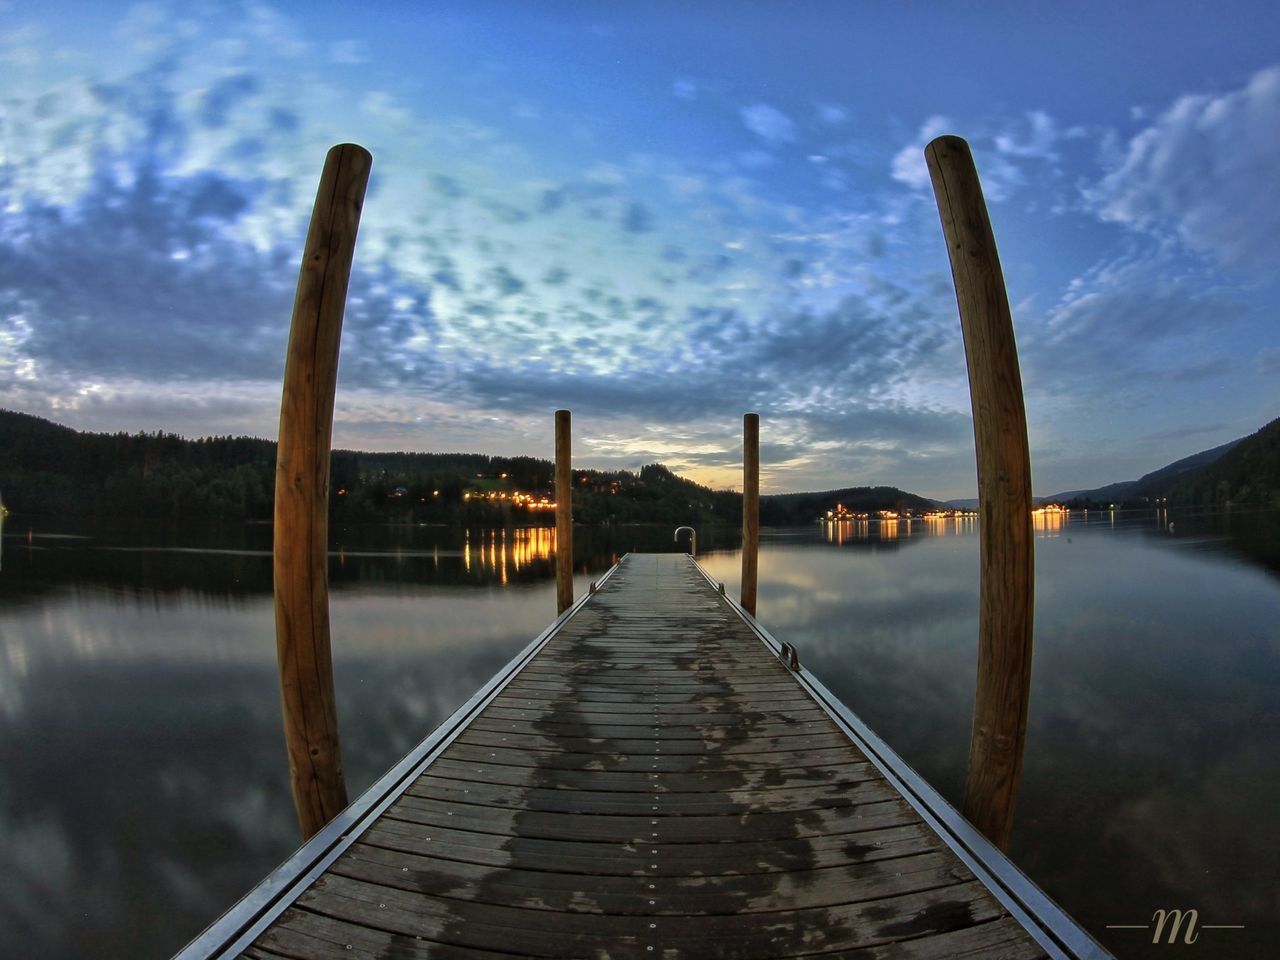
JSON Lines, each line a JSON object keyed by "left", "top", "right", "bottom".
{"left": 926, "top": 135, "right": 1034, "bottom": 851}
{"left": 274, "top": 143, "right": 371, "bottom": 840}
{"left": 555, "top": 409, "right": 574, "bottom": 614}
{"left": 741, "top": 412, "right": 760, "bottom": 616}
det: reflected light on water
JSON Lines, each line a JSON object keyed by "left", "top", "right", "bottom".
{"left": 821, "top": 513, "right": 980, "bottom": 544}
{"left": 1032, "top": 504, "right": 1068, "bottom": 537}
{"left": 463, "top": 527, "right": 555, "bottom": 580}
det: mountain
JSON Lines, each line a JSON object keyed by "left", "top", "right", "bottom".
{"left": 1154, "top": 417, "right": 1280, "bottom": 508}
{"left": 0, "top": 410, "right": 938, "bottom": 524}
{"left": 762, "top": 486, "right": 940, "bottom": 524}
{"left": 1045, "top": 434, "right": 1245, "bottom": 506}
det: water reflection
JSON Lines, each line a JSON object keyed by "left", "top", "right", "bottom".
{"left": 700, "top": 511, "right": 1280, "bottom": 959}
{"left": 0, "top": 522, "right": 631, "bottom": 959}
{"left": 820, "top": 513, "right": 982, "bottom": 545}
{"left": 2, "top": 513, "right": 1277, "bottom": 959}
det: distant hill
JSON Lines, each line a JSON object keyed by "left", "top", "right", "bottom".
{"left": 1046, "top": 434, "right": 1245, "bottom": 506}
{"left": 762, "top": 486, "right": 940, "bottom": 524}
{"left": 0, "top": 409, "right": 940, "bottom": 524}
{"left": 1155, "top": 417, "right": 1280, "bottom": 508}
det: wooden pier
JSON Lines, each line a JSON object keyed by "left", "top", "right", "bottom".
{"left": 178, "top": 553, "right": 1107, "bottom": 960}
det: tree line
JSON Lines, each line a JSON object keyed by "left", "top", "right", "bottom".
{"left": 0, "top": 410, "right": 746, "bottom": 525}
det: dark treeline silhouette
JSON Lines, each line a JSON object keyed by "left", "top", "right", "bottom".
{"left": 1, "top": 409, "right": 965, "bottom": 525}
{"left": 1059, "top": 417, "right": 1280, "bottom": 510}
{"left": 761, "top": 486, "right": 939, "bottom": 523}
{"left": 0, "top": 410, "right": 745, "bottom": 525}
{"left": 1156, "top": 416, "right": 1280, "bottom": 508}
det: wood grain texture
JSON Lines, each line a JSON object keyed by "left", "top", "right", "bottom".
{"left": 245, "top": 554, "right": 1050, "bottom": 958}
{"left": 741, "top": 412, "right": 760, "bottom": 616}
{"left": 554, "top": 409, "right": 573, "bottom": 614}
{"left": 925, "top": 134, "right": 1034, "bottom": 852}
{"left": 273, "top": 143, "right": 371, "bottom": 840}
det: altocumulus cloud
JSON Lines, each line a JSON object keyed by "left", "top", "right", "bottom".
{"left": 0, "top": 72, "right": 444, "bottom": 394}
{"left": 1088, "top": 65, "right": 1280, "bottom": 279}
{"left": 0, "top": 1, "right": 990, "bottom": 493}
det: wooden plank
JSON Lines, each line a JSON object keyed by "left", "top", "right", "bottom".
{"left": 331, "top": 842, "right": 971, "bottom": 913}
{"left": 360, "top": 818, "right": 943, "bottom": 876}
{"left": 403, "top": 771, "right": 898, "bottom": 815}
{"left": 293, "top": 873, "right": 1007, "bottom": 956}
{"left": 442, "top": 740, "right": 872, "bottom": 773}
{"left": 483, "top": 697, "right": 828, "bottom": 718}
{"left": 382, "top": 791, "right": 920, "bottom": 844}
{"left": 467, "top": 714, "right": 835, "bottom": 741}
{"left": 453, "top": 727, "right": 855, "bottom": 756}
{"left": 424, "top": 756, "right": 879, "bottom": 792}
{"left": 241, "top": 554, "right": 1057, "bottom": 959}
{"left": 250, "top": 910, "right": 1047, "bottom": 960}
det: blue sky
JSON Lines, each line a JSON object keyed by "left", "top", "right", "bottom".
{"left": 2, "top": 1, "right": 1278, "bottom": 498}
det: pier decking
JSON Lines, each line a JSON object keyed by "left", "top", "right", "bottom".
{"left": 180, "top": 553, "right": 1106, "bottom": 959}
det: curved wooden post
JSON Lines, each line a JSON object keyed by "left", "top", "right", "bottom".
{"left": 926, "top": 135, "right": 1034, "bottom": 851}
{"left": 555, "top": 409, "right": 573, "bottom": 614}
{"left": 274, "top": 143, "right": 371, "bottom": 840}
{"left": 741, "top": 413, "right": 760, "bottom": 616}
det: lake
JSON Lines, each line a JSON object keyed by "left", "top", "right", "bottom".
{"left": 1, "top": 510, "right": 1276, "bottom": 958}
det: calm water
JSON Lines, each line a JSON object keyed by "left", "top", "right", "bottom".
{"left": 1, "top": 512, "right": 1276, "bottom": 958}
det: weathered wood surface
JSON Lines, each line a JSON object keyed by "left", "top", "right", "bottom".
{"left": 273, "top": 143, "right": 372, "bottom": 840}
{"left": 554, "top": 410, "right": 573, "bottom": 615}
{"left": 247, "top": 554, "right": 1047, "bottom": 959}
{"left": 925, "top": 135, "right": 1035, "bottom": 851}
{"left": 741, "top": 412, "right": 760, "bottom": 616}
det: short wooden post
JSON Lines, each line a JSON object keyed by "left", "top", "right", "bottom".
{"left": 274, "top": 143, "right": 371, "bottom": 840}
{"left": 926, "top": 135, "right": 1034, "bottom": 851}
{"left": 741, "top": 412, "right": 760, "bottom": 616}
{"left": 555, "top": 409, "right": 573, "bottom": 614}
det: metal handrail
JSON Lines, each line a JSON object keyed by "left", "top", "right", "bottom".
{"left": 673, "top": 525, "right": 696, "bottom": 556}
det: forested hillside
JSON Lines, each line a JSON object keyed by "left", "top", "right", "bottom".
{"left": 0, "top": 410, "right": 740, "bottom": 524}
{"left": 1158, "top": 417, "right": 1280, "bottom": 508}
{"left": 1, "top": 410, "right": 950, "bottom": 525}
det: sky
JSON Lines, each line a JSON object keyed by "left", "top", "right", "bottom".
{"left": 2, "top": 1, "right": 1278, "bottom": 499}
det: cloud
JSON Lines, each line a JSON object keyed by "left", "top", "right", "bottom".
{"left": 672, "top": 79, "right": 696, "bottom": 101}
{"left": 1021, "top": 254, "right": 1248, "bottom": 409}
{"left": 621, "top": 201, "right": 653, "bottom": 234}
{"left": 329, "top": 40, "right": 367, "bottom": 64}
{"left": 197, "top": 73, "right": 261, "bottom": 128}
{"left": 0, "top": 0, "right": 1025, "bottom": 498}
{"left": 1086, "top": 65, "right": 1280, "bottom": 278}
{"left": 816, "top": 103, "right": 848, "bottom": 126}
{"left": 740, "top": 103, "right": 796, "bottom": 144}
{"left": 892, "top": 110, "right": 1078, "bottom": 203}
{"left": 890, "top": 115, "right": 951, "bottom": 189}
{"left": 1258, "top": 347, "right": 1280, "bottom": 375}
{"left": 993, "top": 110, "right": 1061, "bottom": 161}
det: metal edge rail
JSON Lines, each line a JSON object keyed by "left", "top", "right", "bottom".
{"left": 685, "top": 554, "right": 1112, "bottom": 960}
{"left": 172, "top": 558, "right": 624, "bottom": 960}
